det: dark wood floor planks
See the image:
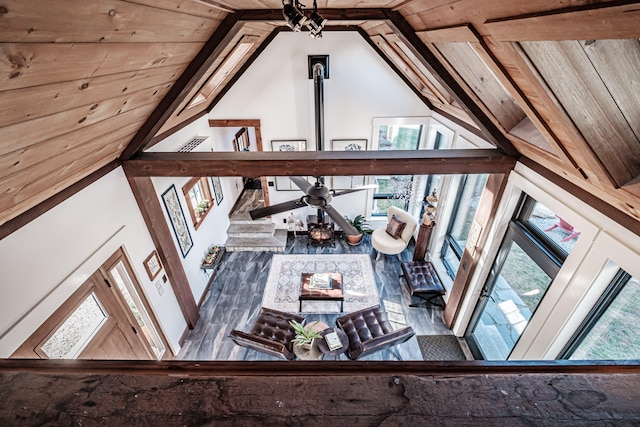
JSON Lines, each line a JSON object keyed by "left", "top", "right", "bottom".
{"left": 177, "top": 232, "right": 455, "bottom": 361}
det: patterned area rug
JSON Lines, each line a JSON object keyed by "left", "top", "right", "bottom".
{"left": 262, "top": 254, "right": 379, "bottom": 314}
{"left": 417, "top": 335, "right": 467, "bottom": 361}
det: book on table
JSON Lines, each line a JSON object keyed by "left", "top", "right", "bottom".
{"left": 309, "top": 273, "right": 332, "bottom": 289}
{"left": 324, "top": 330, "right": 343, "bottom": 350}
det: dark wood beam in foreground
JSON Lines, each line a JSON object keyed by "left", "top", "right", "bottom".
{"left": 1, "top": 360, "right": 638, "bottom": 425}
{"left": 123, "top": 149, "right": 517, "bottom": 177}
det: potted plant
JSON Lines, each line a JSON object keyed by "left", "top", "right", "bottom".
{"left": 289, "top": 319, "right": 322, "bottom": 350}
{"left": 344, "top": 214, "right": 372, "bottom": 246}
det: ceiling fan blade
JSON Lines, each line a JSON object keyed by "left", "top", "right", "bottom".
{"left": 249, "top": 199, "right": 305, "bottom": 219}
{"left": 289, "top": 176, "right": 313, "bottom": 193}
{"left": 322, "top": 205, "right": 359, "bottom": 235}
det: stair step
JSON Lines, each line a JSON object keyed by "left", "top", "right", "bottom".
{"left": 225, "top": 229, "right": 287, "bottom": 253}
{"left": 228, "top": 213, "right": 272, "bottom": 224}
{"left": 227, "top": 222, "right": 275, "bottom": 238}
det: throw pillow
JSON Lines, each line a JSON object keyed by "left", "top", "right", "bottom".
{"left": 385, "top": 214, "right": 406, "bottom": 239}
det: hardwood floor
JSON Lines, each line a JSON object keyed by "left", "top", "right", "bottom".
{"left": 177, "top": 233, "right": 454, "bottom": 361}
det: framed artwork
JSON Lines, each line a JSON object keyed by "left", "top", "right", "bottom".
{"left": 331, "top": 139, "right": 368, "bottom": 189}
{"left": 271, "top": 140, "right": 306, "bottom": 152}
{"left": 144, "top": 250, "right": 162, "bottom": 280}
{"left": 331, "top": 139, "right": 367, "bottom": 152}
{"left": 161, "top": 185, "right": 193, "bottom": 258}
{"left": 211, "top": 176, "right": 223, "bottom": 205}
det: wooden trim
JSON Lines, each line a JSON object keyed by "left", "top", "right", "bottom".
{"left": 120, "top": 14, "right": 244, "bottom": 159}
{"left": 2, "top": 358, "right": 639, "bottom": 376}
{"left": 181, "top": 177, "right": 214, "bottom": 230}
{"left": 238, "top": 8, "right": 390, "bottom": 21}
{"left": 486, "top": 3, "right": 640, "bottom": 41}
{"left": 383, "top": 10, "right": 519, "bottom": 156}
{"left": 0, "top": 160, "right": 120, "bottom": 240}
{"left": 125, "top": 175, "right": 199, "bottom": 328}
{"left": 444, "top": 173, "right": 510, "bottom": 328}
{"left": 122, "top": 149, "right": 517, "bottom": 177}
{"left": 417, "top": 24, "right": 478, "bottom": 43}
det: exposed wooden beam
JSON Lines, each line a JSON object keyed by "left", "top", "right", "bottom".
{"left": 122, "top": 149, "right": 517, "bottom": 177}
{"left": 0, "top": 160, "right": 120, "bottom": 239}
{"left": 125, "top": 175, "right": 199, "bottom": 329}
{"left": 486, "top": 2, "right": 640, "bottom": 41}
{"left": 120, "top": 14, "right": 244, "bottom": 159}
{"left": 383, "top": 10, "right": 519, "bottom": 157}
{"left": 239, "top": 8, "right": 389, "bottom": 21}
{"left": 0, "top": 360, "right": 639, "bottom": 424}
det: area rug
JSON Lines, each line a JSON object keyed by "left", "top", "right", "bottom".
{"left": 417, "top": 335, "right": 467, "bottom": 361}
{"left": 262, "top": 254, "right": 379, "bottom": 314}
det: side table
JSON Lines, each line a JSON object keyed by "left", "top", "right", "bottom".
{"left": 316, "top": 328, "right": 349, "bottom": 360}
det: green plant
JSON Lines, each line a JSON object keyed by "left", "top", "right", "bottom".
{"left": 344, "top": 215, "right": 372, "bottom": 234}
{"left": 289, "top": 320, "right": 322, "bottom": 347}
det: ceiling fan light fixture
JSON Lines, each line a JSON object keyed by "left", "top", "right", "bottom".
{"left": 283, "top": 2, "right": 307, "bottom": 32}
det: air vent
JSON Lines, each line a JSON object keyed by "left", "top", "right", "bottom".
{"left": 178, "top": 136, "right": 208, "bottom": 152}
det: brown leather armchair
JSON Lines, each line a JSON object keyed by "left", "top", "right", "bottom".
{"left": 229, "top": 307, "right": 304, "bottom": 360}
{"left": 335, "top": 305, "right": 415, "bottom": 360}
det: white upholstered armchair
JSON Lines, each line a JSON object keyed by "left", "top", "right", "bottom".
{"left": 371, "top": 206, "right": 418, "bottom": 261}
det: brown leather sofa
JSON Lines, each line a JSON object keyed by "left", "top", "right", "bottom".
{"left": 229, "top": 307, "right": 304, "bottom": 360}
{"left": 335, "top": 305, "right": 415, "bottom": 360}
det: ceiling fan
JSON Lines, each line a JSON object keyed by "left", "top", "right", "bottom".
{"left": 249, "top": 176, "right": 375, "bottom": 236}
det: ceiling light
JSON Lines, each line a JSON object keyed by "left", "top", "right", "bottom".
{"left": 307, "top": 11, "right": 327, "bottom": 38}
{"left": 283, "top": 2, "right": 307, "bottom": 32}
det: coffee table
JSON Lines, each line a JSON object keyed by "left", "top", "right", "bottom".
{"left": 299, "top": 272, "right": 344, "bottom": 312}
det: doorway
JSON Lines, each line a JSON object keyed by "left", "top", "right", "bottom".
{"left": 13, "top": 248, "right": 168, "bottom": 360}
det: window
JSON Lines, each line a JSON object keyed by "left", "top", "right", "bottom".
{"left": 372, "top": 123, "right": 423, "bottom": 215}
{"left": 440, "top": 174, "right": 488, "bottom": 278}
{"left": 182, "top": 177, "right": 213, "bottom": 229}
{"left": 561, "top": 270, "right": 640, "bottom": 360}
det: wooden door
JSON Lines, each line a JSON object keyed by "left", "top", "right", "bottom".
{"left": 13, "top": 271, "right": 152, "bottom": 360}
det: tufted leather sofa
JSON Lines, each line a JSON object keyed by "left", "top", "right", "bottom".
{"left": 400, "top": 261, "right": 446, "bottom": 308}
{"left": 229, "top": 307, "right": 304, "bottom": 360}
{"left": 335, "top": 305, "right": 415, "bottom": 360}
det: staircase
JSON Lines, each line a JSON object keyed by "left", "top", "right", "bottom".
{"left": 224, "top": 189, "right": 287, "bottom": 252}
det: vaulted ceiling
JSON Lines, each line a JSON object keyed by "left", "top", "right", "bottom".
{"left": 1, "top": 0, "right": 639, "bottom": 238}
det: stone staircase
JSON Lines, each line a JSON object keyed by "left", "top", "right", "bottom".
{"left": 224, "top": 189, "right": 287, "bottom": 252}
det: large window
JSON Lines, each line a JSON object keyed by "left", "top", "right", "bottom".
{"left": 561, "top": 270, "right": 640, "bottom": 360}
{"left": 464, "top": 195, "right": 577, "bottom": 360}
{"left": 440, "top": 174, "right": 488, "bottom": 278}
{"left": 372, "top": 124, "right": 422, "bottom": 216}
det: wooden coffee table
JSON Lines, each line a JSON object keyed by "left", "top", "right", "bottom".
{"left": 299, "top": 272, "right": 344, "bottom": 312}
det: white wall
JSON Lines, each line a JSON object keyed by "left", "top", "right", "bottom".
{"left": 148, "top": 117, "right": 243, "bottom": 303}
{"left": 0, "top": 168, "right": 187, "bottom": 357}
{"left": 209, "top": 31, "right": 433, "bottom": 225}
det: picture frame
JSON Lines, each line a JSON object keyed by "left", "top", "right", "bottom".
{"left": 211, "top": 176, "right": 223, "bottom": 205}
{"left": 144, "top": 250, "right": 162, "bottom": 281}
{"left": 161, "top": 185, "right": 193, "bottom": 258}
{"left": 331, "top": 139, "right": 367, "bottom": 152}
{"left": 271, "top": 139, "right": 306, "bottom": 152}
{"left": 331, "top": 139, "right": 368, "bottom": 189}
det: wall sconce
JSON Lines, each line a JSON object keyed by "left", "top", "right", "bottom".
{"left": 283, "top": 0, "right": 326, "bottom": 38}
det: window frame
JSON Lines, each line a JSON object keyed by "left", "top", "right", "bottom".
{"left": 182, "top": 177, "right": 214, "bottom": 229}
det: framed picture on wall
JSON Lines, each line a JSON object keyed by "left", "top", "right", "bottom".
{"left": 144, "top": 250, "right": 162, "bottom": 280}
{"left": 211, "top": 176, "right": 223, "bottom": 205}
{"left": 161, "top": 185, "right": 193, "bottom": 258}
{"left": 332, "top": 139, "right": 367, "bottom": 152}
{"left": 271, "top": 140, "right": 306, "bottom": 152}
{"left": 331, "top": 139, "right": 368, "bottom": 189}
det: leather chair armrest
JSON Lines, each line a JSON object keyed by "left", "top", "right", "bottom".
{"left": 229, "top": 330, "right": 294, "bottom": 360}
{"left": 351, "top": 326, "right": 415, "bottom": 359}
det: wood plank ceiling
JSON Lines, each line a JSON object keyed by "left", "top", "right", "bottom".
{"left": 1, "top": 0, "right": 640, "bottom": 236}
